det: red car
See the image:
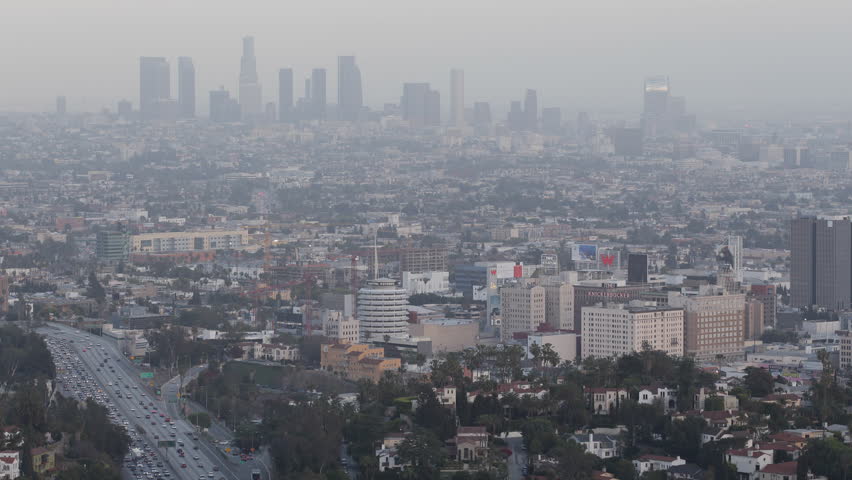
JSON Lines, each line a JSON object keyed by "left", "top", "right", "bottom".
{"left": 181, "top": 464, "right": 187, "bottom": 469}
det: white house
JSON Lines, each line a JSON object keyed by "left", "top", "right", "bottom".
{"left": 0, "top": 450, "right": 20, "bottom": 479}
{"left": 725, "top": 449, "right": 773, "bottom": 477}
{"left": 569, "top": 433, "right": 619, "bottom": 459}
{"left": 632, "top": 454, "right": 686, "bottom": 475}
{"left": 637, "top": 386, "right": 678, "bottom": 412}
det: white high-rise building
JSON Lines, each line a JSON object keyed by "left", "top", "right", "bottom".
{"left": 500, "top": 282, "right": 545, "bottom": 341}
{"left": 322, "top": 309, "right": 360, "bottom": 344}
{"left": 450, "top": 69, "right": 464, "bottom": 128}
{"left": 581, "top": 303, "right": 684, "bottom": 359}
{"left": 358, "top": 278, "right": 410, "bottom": 342}
{"left": 726, "top": 235, "right": 743, "bottom": 283}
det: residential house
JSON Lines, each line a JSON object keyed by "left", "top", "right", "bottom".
{"left": 760, "top": 394, "right": 802, "bottom": 408}
{"left": 30, "top": 447, "right": 54, "bottom": 475}
{"left": 725, "top": 449, "right": 773, "bottom": 479}
{"left": 569, "top": 433, "right": 619, "bottom": 459}
{"left": 0, "top": 451, "right": 20, "bottom": 479}
{"left": 753, "top": 442, "right": 802, "bottom": 461}
{"left": 584, "top": 387, "right": 628, "bottom": 415}
{"left": 0, "top": 428, "right": 21, "bottom": 448}
{"left": 376, "top": 433, "right": 410, "bottom": 472}
{"left": 253, "top": 343, "right": 301, "bottom": 362}
{"left": 633, "top": 454, "right": 686, "bottom": 475}
{"left": 455, "top": 426, "right": 488, "bottom": 462}
{"left": 666, "top": 463, "right": 706, "bottom": 480}
{"left": 434, "top": 386, "right": 457, "bottom": 408}
{"left": 754, "top": 462, "right": 798, "bottom": 480}
{"left": 467, "top": 381, "right": 548, "bottom": 403}
{"left": 637, "top": 386, "right": 678, "bottom": 412}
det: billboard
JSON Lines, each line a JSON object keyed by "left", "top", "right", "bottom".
{"left": 572, "top": 244, "right": 597, "bottom": 262}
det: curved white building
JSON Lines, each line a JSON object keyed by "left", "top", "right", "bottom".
{"left": 358, "top": 278, "right": 410, "bottom": 341}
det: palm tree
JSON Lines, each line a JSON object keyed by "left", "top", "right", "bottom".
{"left": 529, "top": 343, "right": 543, "bottom": 369}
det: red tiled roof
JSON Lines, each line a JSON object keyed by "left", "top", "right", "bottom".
{"left": 638, "top": 454, "right": 677, "bottom": 462}
{"left": 760, "top": 462, "right": 798, "bottom": 475}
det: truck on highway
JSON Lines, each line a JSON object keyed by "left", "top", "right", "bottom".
{"left": 251, "top": 469, "right": 261, "bottom": 480}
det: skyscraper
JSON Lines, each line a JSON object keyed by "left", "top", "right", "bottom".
{"left": 238, "top": 36, "right": 262, "bottom": 118}
{"left": 791, "top": 216, "right": 852, "bottom": 310}
{"left": 311, "top": 68, "right": 327, "bottom": 120}
{"left": 508, "top": 101, "right": 524, "bottom": 130}
{"left": 139, "top": 57, "right": 170, "bottom": 120}
{"left": 450, "top": 69, "right": 464, "bottom": 127}
{"left": 627, "top": 254, "right": 648, "bottom": 284}
{"left": 401, "top": 83, "right": 429, "bottom": 128}
{"left": 177, "top": 57, "right": 195, "bottom": 118}
{"left": 210, "top": 88, "right": 240, "bottom": 123}
{"left": 56, "top": 96, "right": 66, "bottom": 115}
{"left": 337, "top": 56, "right": 363, "bottom": 122}
{"left": 523, "top": 89, "right": 538, "bottom": 131}
{"left": 642, "top": 75, "right": 670, "bottom": 137}
{"left": 357, "top": 278, "right": 410, "bottom": 341}
{"left": 278, "top": 68, "right": 294, "bottom": 123}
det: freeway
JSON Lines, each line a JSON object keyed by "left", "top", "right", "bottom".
{"left": 41, "top": 324, "right": 239, "bottom": 480}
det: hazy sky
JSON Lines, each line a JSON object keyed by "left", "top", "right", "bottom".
{"left": 3, "top": 0, "right": 852, "bottom": 119}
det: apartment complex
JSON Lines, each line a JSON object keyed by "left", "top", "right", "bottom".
{"left": 580, "top": 304, "right": 684, "bottom": 359}
{"left": 320, "top": 343, "right": 401, "bottom": 383}
{"left": 131, "top": 229, "right": 248, "bottom": 253}
{"left": 500, "top": 282, "right": 545, "bottom": 341}
{"left": 670, "top": 292, "right": 746, "bottom": 362}
{"left": 322, "top": 310, "right": 360, "bottom": 344}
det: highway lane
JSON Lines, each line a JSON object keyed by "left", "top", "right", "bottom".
{"left": 43, "top": 324, "right": 236, "bottom": 480}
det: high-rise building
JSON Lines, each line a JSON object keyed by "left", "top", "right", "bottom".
{"left": 581, "top": 304, "right": 684, "bottom": 359}
{"left": 425, "top": 89, "right": 440, "bottom": 126}
{"left": 337, "top": 56, "right": 363, "bottom": 122}
{"left": 523, "top": 89, "right": 538, "bottom": 131}
{"left": 238, "top": 36, "right": 262, "bottom": 118}
{"left": 725, "top": 235, "right": 743, "bottom": 283}
{"left": 177, "top": 57, "right": 195, "bottom": 118}
{"left": 311, "top": 68, "right": 327, "bottom": 120}
{"left": 542, "top": 280, "right": 574, "bottom": 330}
{"left": 209, "top": 88, "right": 241, "bottom": 123}
{"left": 670, "top": 291, "right": 746, "bottom": 362}
{"left": 56, "top": 96, "right": 66, "bottom": 115}
{"left": 627, "top": 254, "right": 648, "bottom": 284}
{"left": 839, "top": 330, "right": 852, "bottom": 371}
{"left": 500, "top": 282, "right": 545, "bottom": 341}
{"left": 642, "top": 75, "right": 670, "bottom": 137}
{"left": 450, "top": 69, "right": 464, "bottom": 127}
{"left": 744, "top": 299, "right": 764, "bottom": 341}
{"left": 473, "top": 102, "right": 491, "bottom": 129}
{"left": 790, "top": 216, "right": 852, "bottom": 310}
{"left": 508, "top": 100, "right": 524, "bottom": 131}
{"left": 264, "top": 102, "right": 277, "bottom": 123}
{"left": 96, "top": 230, "right": 129, "bottom": 264}
{"left": 278, "top": 68, "right": 294, "bottom": 123}
{"left": 358, "top": 278, "right": 410, "bottom": 341}
{"left": 541, "top": 107, "right": 561, "bottom": 135}
{"left": 139, "top": 57, "right": 170, "bottom": 120}
{"left": 750, "top": 284, "right": 777, "bottom": 327}
{"left": 401, "top": 83, "right": 431, "bottom": 128}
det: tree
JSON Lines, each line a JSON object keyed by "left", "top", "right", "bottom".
{"left": 743, "top": 367, "right": 774, "bottom": 397}
{"left": 86, "top": 272, "right": 105, "bottom": 303}
{"left": 397, "top": 429, "right": 445, "bottom": 471}
{"left": 797, "top": 437, "right": 852, "bottom": 480}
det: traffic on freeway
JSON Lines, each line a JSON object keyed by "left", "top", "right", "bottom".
{"left": 42, "top": 325, "right": 240, "bottom": 480}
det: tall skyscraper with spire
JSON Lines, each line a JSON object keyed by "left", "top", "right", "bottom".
{"left": 177, "top": 57, "right": 195, "bottom": 118}
{"left": 337, "top": 56, "right": 363, "bottom": 122}
{"left": 450, "top": 69, "right": 464, "bottom": 127}
{"left": 239, "top": 36, "right": 262, "bottom": 118}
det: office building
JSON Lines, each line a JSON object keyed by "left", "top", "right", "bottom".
{"left": 581, "top": 304, "right": 684, "bottom": 359}
{"left": 750, "top": 284, "right": 777, "bottom": 327}
{"left": 139, "top": 57, "right": 170, "bottom": 120}
{"left": 627, "top": 254, "right": 648, "bottom": 284}
{"left": 322, "top": 310, "right": 360, "bottom": 344}
{"left": 744, "top": 299, "right": 764, "bottom": 341}
{"left": 238, "top": 36, "right": 262, "bottom": 118}
{"left": 209, "top": 88, "right": 241, "bottom": 122}
{"left": 542, "top": 280, "right": 575, "bottom": 330}
{"left": 523, "top": 89, "right": 538, "bottom": 131}
{"left": 311, "top": 68, "right": 327, "bottom": 120}
{"left": 56, "top": 96, "right": 66, "bottom": 115}
{"left": 358, "top": 278, "right": 410, "bottom": 341}
{"left": 96, "top": 230, "right": 128, "bottom": 264}
{"left": 508, "top": 100, "right": 524, "bottom": 130}
{"left": 573, "top": 283, "right": 648, "bottom": 333}
{"left": 541, "top": 107, "right": 561, "bottom": 135}
{"left": 473, "top": 102, "right": 492, "bottom": 132}
{"left": 790, "top": 216, "right": 852, "bottom": 310}
{"left": 401, "top": 83, "right": 430, "bottom": 128}
{"left": 130, "top": 229, "right": 248, "bottom": 253}
{"left": 642, "top": 75, "right": 670, "bottom": 137}
{"left": 278, "top": 68, "right": 294, "bottom": 122}
{"left": 425, "top": 89, "right": 441, "bottom": 126}
{"left": 337, "top": 56, "right": 363, "bottom": 121}
{"left": 321, "top": 344, "right": 401, "bottom": 383}
{"left": 177, "top": 57, "right": 195, "bottom": 118}
{"left": 408, "top": 319, "right": 477, "bottom": 353}
{"left": 725, "top": 235, "right": 743, "bottom": 283}
{"left": 500, "top": 282, "right": 545, "bottom": 341}
{"left": 670, "top": 291, "right": 746, "bottom": 362}
{"left": 450, "top": 69, "right": 464, "bottom": 127}
{"left": 400, "top": 246, "right": 448, "bottom": 273}
{"left": 839, "top": 330, "right": 852, "bottom": 371}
